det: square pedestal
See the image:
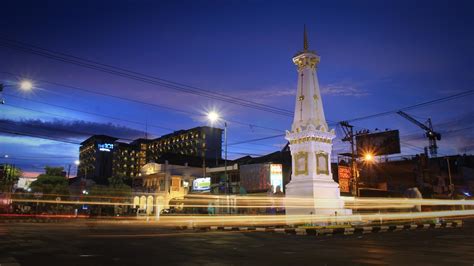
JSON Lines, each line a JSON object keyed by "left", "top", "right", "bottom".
{"left": 285, "top": 177, "right": 352, "bottom": 224}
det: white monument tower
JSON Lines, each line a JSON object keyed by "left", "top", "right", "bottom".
{"left": 285, "top": 27, "right": 351, "bottom": 217}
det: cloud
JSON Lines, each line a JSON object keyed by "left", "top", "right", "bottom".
{"left": 232, "top": 87, "right": 295, "bottom": 99}
{"left": 320, "top": 83, "right": 369, "bottom": 97}
{"left": 0, "top": 118, "right": 148, "bottom": 142}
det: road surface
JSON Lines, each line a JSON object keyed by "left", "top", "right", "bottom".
{"left": 1, "top": 219, "right": 473, "bottom": 265}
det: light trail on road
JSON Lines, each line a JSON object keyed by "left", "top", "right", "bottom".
{"left": 5, "top": 193, "right": 474, "bottom": 227}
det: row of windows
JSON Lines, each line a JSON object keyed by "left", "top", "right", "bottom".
{"left": 150, "top": 132, "right": 205, "bottom": 146}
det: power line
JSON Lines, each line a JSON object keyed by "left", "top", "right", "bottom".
{"left": 4, "top": 95, "right": 175, "bottom": 132}
{"left": 2, "top": 100, "right": 288, "bottom": 151}
{"left": 0, "top": 118, "right": 138, "bottom": 142}
{"left": 1, "top": 47, "right": 472, "bottom": 151}
{"left": 0, "top": 127, "right": 81, "bottom": 145}
{"left": 0, "top": 39, "right": 294, "bottom": 117}
{"left": 0, "top": 119, "right": 271, "bottom": 156}
{"left": 2, "top": 39, "right": 472, "bottom": 131}
{"left": 0, "top": 71, "right": 286, "bottom": 134}
{"left": 346, "top": 89, "right": 474, "bottom": 123}
{"left": 228, "top": 134, "right": 285, "bottom": 146}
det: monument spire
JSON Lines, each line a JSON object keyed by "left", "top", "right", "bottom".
{"left": 285, "top": 28, "right": 351, "bottom": 219}
{"left": 303, "top": 25, "right": 308, "bottom": 51}
{"left": 291, "top": 27, "right": 326, "bottom": 132}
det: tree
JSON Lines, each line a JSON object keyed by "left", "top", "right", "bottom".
{"left": 0, "top": 164, "right": 22, "bottom": 192}
{"left": 44, "top": 166, "right": 65, "bottom": 177}
{"left": 30, "top": 167, "right": 69, "bottom": 195}
{"left": 88, "top": 176, "right": 132, "bottom": 217}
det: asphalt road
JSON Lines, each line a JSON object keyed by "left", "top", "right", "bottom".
{"left": 1, "top": 220, "right": 474, "bottom": 266}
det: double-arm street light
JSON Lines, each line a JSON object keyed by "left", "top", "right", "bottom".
{"left": 207, "top": 111, "right": 229, "bottom": 194}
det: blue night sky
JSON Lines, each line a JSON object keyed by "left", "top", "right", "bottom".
{"left": 0, "top": 0, "right": 473, "bottom": 176}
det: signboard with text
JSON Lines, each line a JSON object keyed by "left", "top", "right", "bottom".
{"left": 338, "top": 166, "right": 352, "bottom": 193}
{"left": 193, "top": 177, "right": 211, "bottom": 191}
{"left": 270, "top": 164, "right": 284, "bottom": 193}
{"left": 97, "top": 143, "right": 114, "bottom": 152}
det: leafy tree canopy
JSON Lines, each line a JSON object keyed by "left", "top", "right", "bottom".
{"left": 29, "top": 166, "right": 68, "bottom": 195}
{"left": 1, "top": 165, "right": 22, "bottom": 191}
{"left": 44, "top": 166, "right": 65, "bottom": 177}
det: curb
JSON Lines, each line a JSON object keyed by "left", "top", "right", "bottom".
{"left": 198, "top": 220, "right": 463, "bottom": 236}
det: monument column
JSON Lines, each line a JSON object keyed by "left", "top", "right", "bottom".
{"left": 285, "top": 27, "right": 351, "bottom": 218}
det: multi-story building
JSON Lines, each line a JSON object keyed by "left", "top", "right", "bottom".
{"left": 112, "top": 142, "right": 140, "bottom": 179}
{"left": 78, "top": 135, "right": 118, "bottom": 184}
{"left": 148, "top": 126, "right": 222, "bottom": 161}
{"left": 78, "top": 126, "right": 222, "bottom": 184}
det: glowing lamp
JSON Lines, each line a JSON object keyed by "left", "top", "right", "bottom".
{"left": 364, "top": 153, "right": 374, "bottom": 162}
{"left": 19, "top": 80, "right": 33, "bottom": 91}
{"left": 207, "top": 111, "right": 220, "bottom": 123}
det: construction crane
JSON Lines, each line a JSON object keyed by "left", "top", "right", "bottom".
{"left": 396, "top": 111, "right": 441, "bottom": 157}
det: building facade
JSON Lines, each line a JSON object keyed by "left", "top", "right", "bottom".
{"left": 78, "top": 126, "right": 222, "bottom": 184}
{"left": 78, "top": 135, "right": 118, "bottom": 184}
{"left": 147, "top": 126, "right": 222, "bottom": 161}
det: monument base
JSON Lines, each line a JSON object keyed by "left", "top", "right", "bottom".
{"left": 285, "top": 177, "right": 352, "bottom": 225}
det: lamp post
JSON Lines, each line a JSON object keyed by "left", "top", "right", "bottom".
{"left": 207, "top": 111, "right": 230, "bottom": 213}
{"left": 75, "top": 160, "right": 86, "bottom": 189}
{"left": 207, "top": 111, "right": 228, "bottom": 192}
{"left": 0, "top": 79, "right": 35, "bottom": 104}
{"left": 74, "top": 160, "right": 81, "bottom": 175}
{"left": 446, "top": 157, "right": 454, "bottom": 197}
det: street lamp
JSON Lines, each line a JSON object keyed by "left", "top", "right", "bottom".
{"left": 363, "top": 153, "right": 374, "bottom": 162}
{"left": 0, "top": 79, "right": 35, "bottom": 104}
{"left": 207, "top": 111, "right": 229, "bottom": 194}
{"left": 19, "top": 80, "right": 34, "bottom": 91}
{"left": 207, "top": 111, "right": 219, "bottom": 123}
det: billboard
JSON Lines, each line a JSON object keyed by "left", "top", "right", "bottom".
{"left": 240, "top": 163, "right": 270, "bottom": 193}
{"left": 338, "top": 166, "right": 351, "bottom": 193}
{"left": 270, "top": 164, "right": 283, "bottom": 193}
{"left": 356, "top": 130, "right": 400, "bottom": 156}
{"left": 193, "top": 177, "right": 211, "bottom": 191}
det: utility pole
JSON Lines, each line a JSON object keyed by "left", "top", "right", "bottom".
{"left": 67, "top": 164, "right": 71, "bottom": 178}
{"left": 202, "top": 147, "right": 207, "bottom": 180}
{"left": 224, "top": 122, "right": 228, "bottom": 194}
{"left": 340, "top": 121, "right": 358, "bottom": 197}
{"left": 446, "top": 157, "right": 453, "bottom": 197}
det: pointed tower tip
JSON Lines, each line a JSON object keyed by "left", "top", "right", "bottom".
{"left": 303, "top": 25, "right": 309, "bottom": 51}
